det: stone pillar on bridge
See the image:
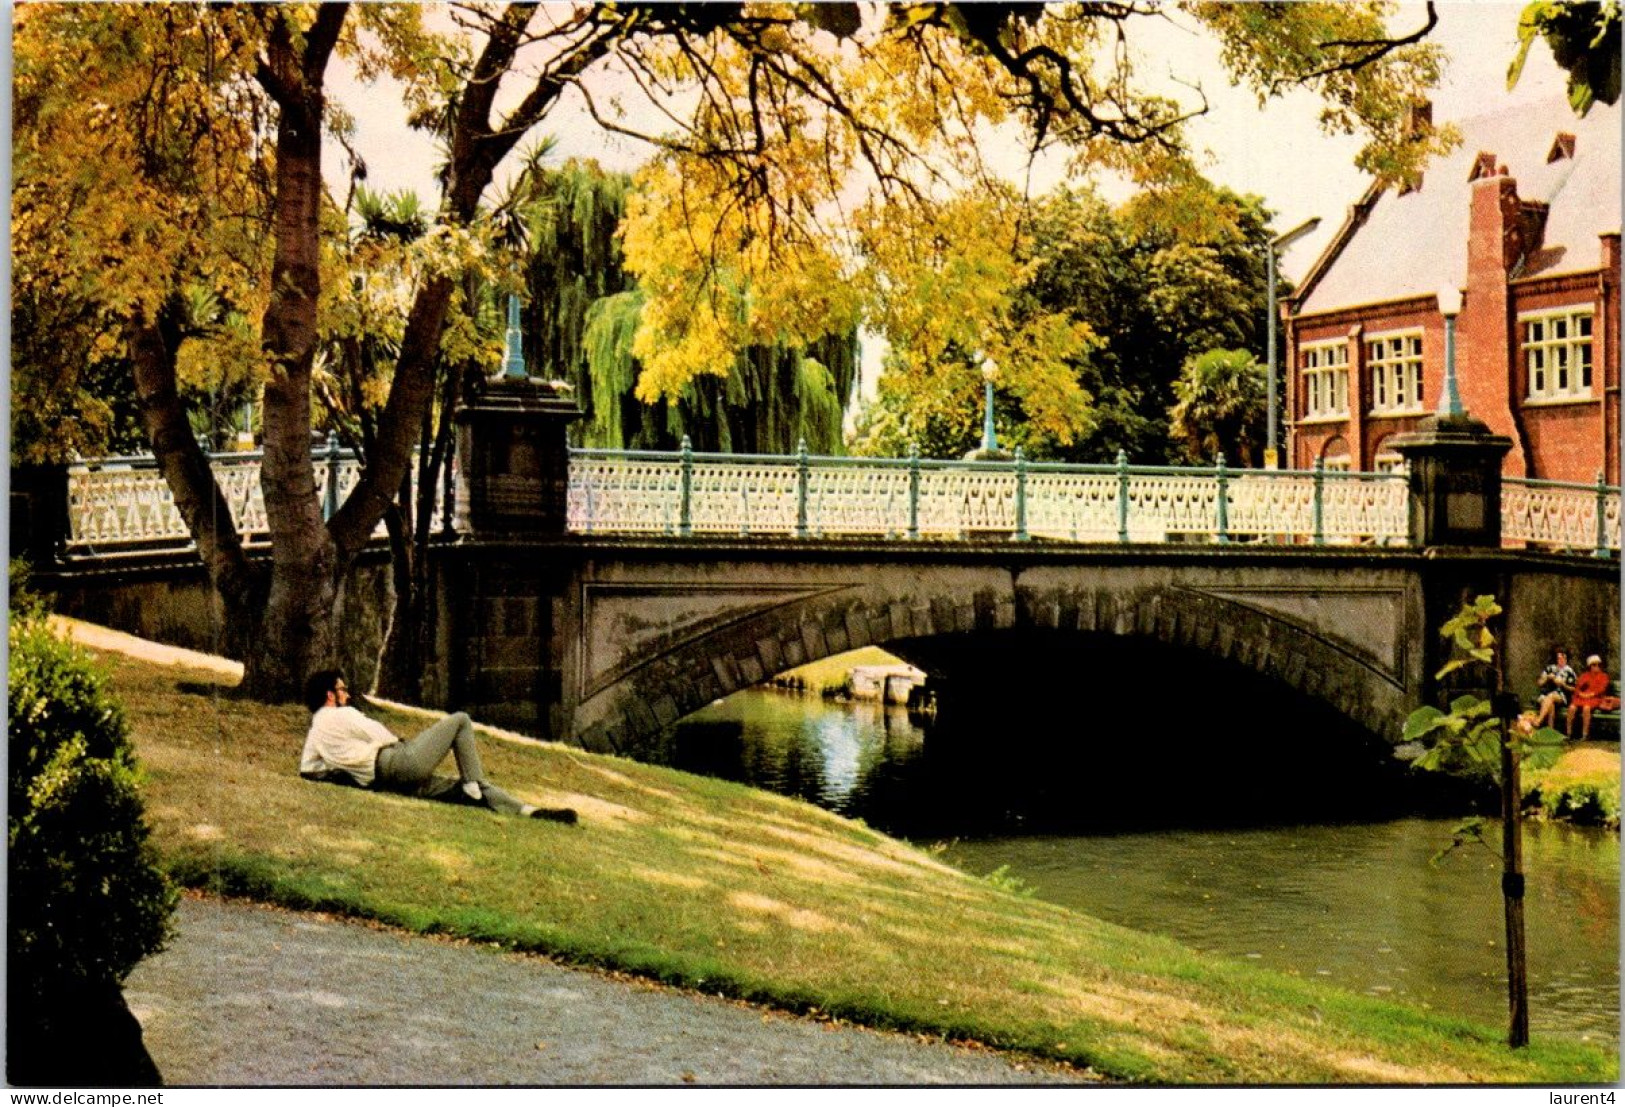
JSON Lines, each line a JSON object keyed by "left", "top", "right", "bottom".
{"left": 445, "top": 297, "right": 584, "bottom": 735}
{"left": 1391, "top": 412, "right": 1512, "bottom": 548}
{"left": 1392, "top": 404, "right": 1514, "bottom": 718}
{"left": 453, "top": 303, "right": 583, "bottom": 539}
{"left": 454, "top": 381, "right": 582, "bottom": 539}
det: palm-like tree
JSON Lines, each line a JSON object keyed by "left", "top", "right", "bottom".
{"left": 1169, "top": 347, "right": 1267, "bottom": 467}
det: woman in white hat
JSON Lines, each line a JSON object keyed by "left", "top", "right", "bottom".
{"left": 1567, "top": 655, "right": 1614, "bottom": 741}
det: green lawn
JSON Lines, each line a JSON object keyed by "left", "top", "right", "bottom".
{"left": 83, "top": 625, "right": 1615, "bottom": 1085}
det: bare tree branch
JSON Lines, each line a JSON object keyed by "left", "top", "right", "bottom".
{"left": 1267, "top": 2, "right": 1439, "bottom": 91}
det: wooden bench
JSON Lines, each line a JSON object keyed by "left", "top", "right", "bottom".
{"left": 1585, "top": 710, "right": 1620, "bottom": 739}
{"left": 1562, "top": 704, "right": 1620, "bottom": 741}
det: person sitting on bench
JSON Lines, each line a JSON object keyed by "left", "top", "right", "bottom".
{"left": 299, "top": 670, "right": 575, "bottom": 822}
{"left": 1534, "top": 643, "right": 1573, "bottom": 728}
{"left": 1532, "top": 648, "right": 1578, "bottom": 730}
{"left": 1567, "top": 655, "right": 1616, "bottom": 742}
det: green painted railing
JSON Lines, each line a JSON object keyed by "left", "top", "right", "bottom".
{"left": 56, "top": 442, "right": 1621, "bottom": 557}
{"left": 566, "top": 442, "right": 1415, "bottom": 547}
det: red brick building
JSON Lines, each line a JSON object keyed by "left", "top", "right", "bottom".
{"left": 1285, "top": 98, "right": 1619, "bottom": 483}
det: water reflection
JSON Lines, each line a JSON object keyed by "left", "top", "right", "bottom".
{"left": 942, "top": 819, "right": 1619, "bottom": 1044}
{"left": 653, "top": 681, "right": 1462, "bottom": 840}
{"left": 649, "top": 687, "right": 1620, "bottom": 1043}
{"left": 651, "top": 693, "right": 923, "bottom": 810}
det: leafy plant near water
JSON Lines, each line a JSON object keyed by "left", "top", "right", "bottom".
{"left": 1403, "top": 594, "right": 1618, "bottom": 831}
{"left": 1535, "top": 779, "right": 1619, "bottom": 824}
{"left": 1524, "top": 750, "right": 1622, "bottom": 828}
{"left": 1402, "top": 595, "right": 1566, "bottom": 856}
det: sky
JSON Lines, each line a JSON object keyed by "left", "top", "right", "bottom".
{"left": 330, "top": 2, "right": 1574, "bottom": 286}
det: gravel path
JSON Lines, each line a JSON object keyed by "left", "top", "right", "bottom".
{"left": 125, "top": 896, "right": 1096, "bottom": 1086}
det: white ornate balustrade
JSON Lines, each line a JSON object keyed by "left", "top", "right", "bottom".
{"left": 64, "top": 447, "right": 447, "bottom": 554}
{"left": 1502, "top": 477, "right": 1621, "bottom": 556}
{"left": 565, "top": 453, "right": 684, "bottom": 535}
{"left": 567, "top": 447, "right": 1422, "bottom": 548}
{"left": 60, "top": 444, "right": 1622, "bottom": 556}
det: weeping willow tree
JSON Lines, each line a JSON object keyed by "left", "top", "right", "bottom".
{"left": 523, "top": 160, "right": 858, "bottom": 456}
{"left": 522, "top": 161, "right": 630, "bottom": 399}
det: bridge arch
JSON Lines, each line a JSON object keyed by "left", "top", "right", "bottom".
{"left": 568, "top": 556, "right": 1422, "bottom": 754}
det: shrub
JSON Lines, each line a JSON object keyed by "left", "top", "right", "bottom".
{"left": 982, "top": 864, "right": 1039, "bottom": 898}
{"left": 1539, "top": 779, "right": 1621, "bottom": 827}
{"left": 1524, "top": 750, "right": 1622, "bottom": 829}
{"left": 8, "top": 608, "right": 176, "bottom": 999}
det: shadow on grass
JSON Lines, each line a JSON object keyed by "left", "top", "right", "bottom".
{"left": 174, "top": 679, "right": 248, "bottom": 699}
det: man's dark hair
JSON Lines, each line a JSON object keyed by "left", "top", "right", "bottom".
{"left": 304, "top": 670, "right": 344, "bottom": 713}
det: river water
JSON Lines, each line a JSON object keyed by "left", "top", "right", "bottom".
{"left": 647, "top": 687, "right": 1620, "bottom": 1045}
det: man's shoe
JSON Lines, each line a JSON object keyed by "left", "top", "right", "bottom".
{"left": 527, "top": 806, "right": 578, "bottom": 824}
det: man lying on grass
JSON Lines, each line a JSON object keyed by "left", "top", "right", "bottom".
{"left": 299, "top": 670, "right": 576, "bottom": 824}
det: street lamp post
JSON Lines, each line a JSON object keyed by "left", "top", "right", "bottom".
{"left": 1266, "top": 216, "right": 1322, "bottom": 468}
{"left": 962, "top": 353, "right": 1011, "bottom": 462}
{"left": 980, "top": 355, "right": 999, "bottom": 454}
{"left": 1436, "top": 285, "right": 1465, "bottom": 417}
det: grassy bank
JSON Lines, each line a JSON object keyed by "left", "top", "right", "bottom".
{"left": 1525, "top": 745, "right": 1621, "bottom": 828}
{"left": 70, "top": 621, "right": 1613, "bottom": 1084}
{"left": 773, "top": 646, "right": 902, "bottom": 694}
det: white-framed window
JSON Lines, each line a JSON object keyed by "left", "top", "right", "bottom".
{"left": 1301, "top": 341, "right": 1350, "bottom": 420}
{"left": 1522, "top": 306, "right": 1595, "bottom": 401}
{"left": 1367, "top": 331, "right": 1424, "bottom": 415}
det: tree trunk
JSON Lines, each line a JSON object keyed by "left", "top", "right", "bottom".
{"left": 372, "top": 363, "right": 458, "bottom": 701}
{"left": 127, "top": 313, "right": 268, "bottom": 660}
{"left": 160, "top": 5, "right": 618, "bottom": 701}
{"left": 373, "top": 506, "right": 420, "bottom": 700}
{"left": 246, "top": 5, "right": 348, "bottom": 699}
{"left": 1493, "top": 649, "right": 1530, "bottom": 1048}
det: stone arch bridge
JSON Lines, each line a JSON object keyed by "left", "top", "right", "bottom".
{"left": 444, "top": 538, "right": 1618, "bottom": 753}
{"left": 24, "top": 382, "right": 1619, "bottom": 749}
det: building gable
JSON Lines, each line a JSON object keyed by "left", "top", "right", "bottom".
{"left": 1295, "top": 97, "right": 1620, "bottom": 317}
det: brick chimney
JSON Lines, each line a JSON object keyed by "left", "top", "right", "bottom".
{"left": 1469, "top": 174, "right": 1524, "bottom": 274}
{"left": 1459, "top": 174, "right": 1528, "bottom": 473}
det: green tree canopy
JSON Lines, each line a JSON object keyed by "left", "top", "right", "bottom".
{"left": 1509, "top": 1, "right": 1621, "bottom": 114}
{"left": 853, "top": 183, "right": 1281, "bottom": 462}
{"left": 520, "top": 160, "right": 858, "bottom": 454}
